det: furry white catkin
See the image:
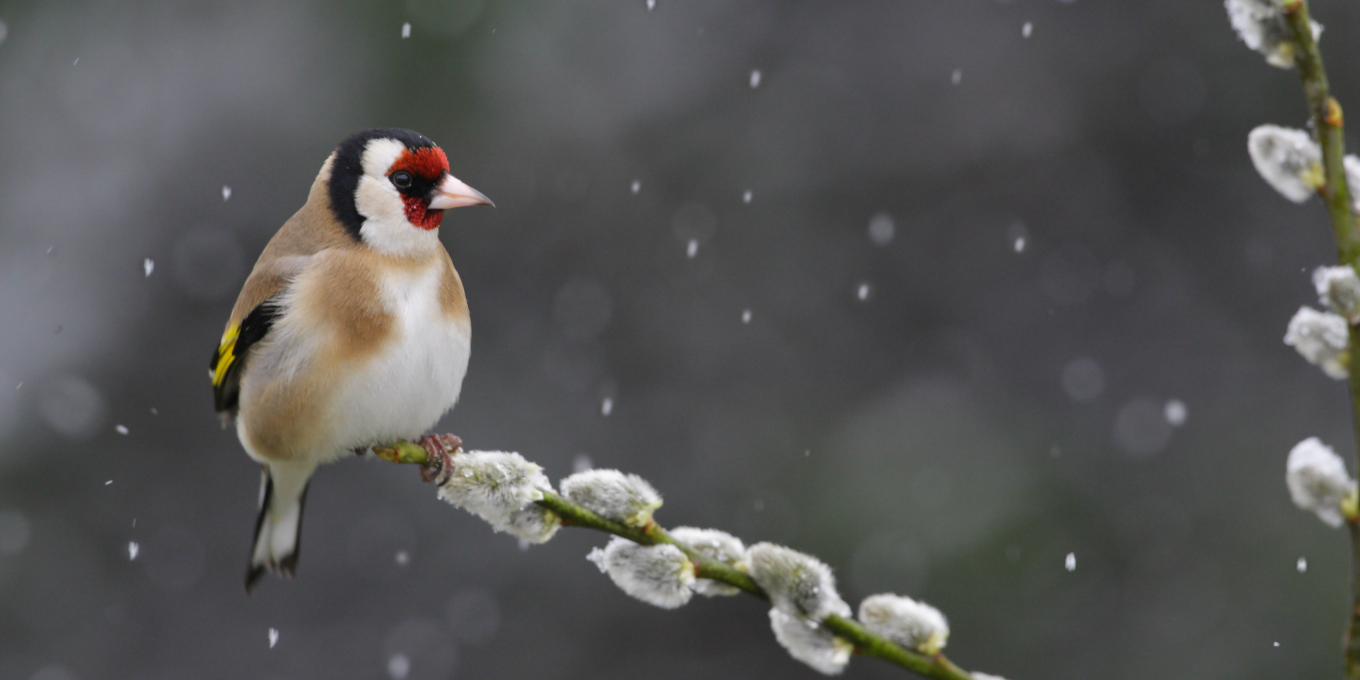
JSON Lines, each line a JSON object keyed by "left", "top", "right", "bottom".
{"left": 746, "top": 542, "right": 851, "bottom": 621}
{"left": 1287, "top": 437, "right": 1357, "bottom": 528}
{"left": 1284, "top": 306, "right": 1350, "bottom": 379}
{"left": 1248, "top": 125, "right": 1322, "bottom": 203}
{"left": 857, "top": 593, "right": 950, "bottom": 655}
{"left": 587, "top": 536, "right": 694, "bottom": 609}
{"left": 560, "top": 469, "right": 662, "bottom": 527}
{"left": 436, "top": 450, "right": 560, "bottom": 543}
{"left": 1314, "top": 265, "right": 1360, "bottom": 323}
{"left": 768, "top": 608, "right": 853, "bottom": 675}
{"left": 1225, "top": 0, "right": 1322, "bottom": 69}
{"left": 669, "top": 526, "right": 745, "bottom": 596}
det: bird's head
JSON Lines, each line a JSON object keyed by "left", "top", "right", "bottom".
{"left": 326, "top": 128, "right": 492, "bottom": 255}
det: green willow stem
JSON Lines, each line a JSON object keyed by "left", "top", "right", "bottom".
{"left": 1282, "top": 0, "right": 1359, "bottom": 260}
{"left": 377, "top": 441, "right": 976, "bottom": 680}
{"left": 1282, "top": 2, "right": 1360, "bottom": 677}
{"left": 535, "top": 491, "right": 767, "bottom": 597}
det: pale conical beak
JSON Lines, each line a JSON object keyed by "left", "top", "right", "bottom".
{"left": 428, "top": 174, "right": 494, "bottom": 210}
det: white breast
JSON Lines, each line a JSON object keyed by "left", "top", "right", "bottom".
{"left": 324, "top": 263, "right": 470, "bottom": 457}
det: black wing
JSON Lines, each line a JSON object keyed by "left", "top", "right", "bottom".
{"left": 210, "top": 298, "right": 281, "bottom": 418}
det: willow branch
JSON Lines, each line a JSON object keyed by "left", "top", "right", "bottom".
{"left": 536, "top": 491, "right": 767, "bottom": 598}
{"left": 1283, "top": 0, "right": 1358, "bottom": 261}
{"left": 1282, "top": 2, "right": 1360, "bottom": 677}
{"left": 374, "top": 440, "right": 978, "bottom": 680}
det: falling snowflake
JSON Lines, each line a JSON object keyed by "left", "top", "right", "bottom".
{"left": 1022, "top": 22, "right": 1033, "bottom": 38}
{"left": 856, "top": 282, "right": 872, "bottom": 301}
{"left": 268, "top": 628, "right": 279, "bottom": 648}
{"left": 115, "top": 424, "right": 129, "bottom": 435}
{"left": 573, "top": 453, "right": 593, "bottom": 473}
{"left": 951, "top": 69, "right": 962, "bottom": 85}
{"left": 221, "top": 185, "right": 232, "bottom": 202}
{"left": 630, "top": 179, "right": 641, "bottom": 194}
{"left": 1007, "top": 222, "right": 1029, "bottom": 253}
{"left": 1064, "top": 553, "right": 1076, "bottom": 571}
{"left": 749, "top": 69, "right": 762, "bottom": 88}
{"left": 1297, "top": 556, "right": 1308, "bottom": 573}
{"left": 128, "top": 542, "right": 140, "bottom": 560}
{"left": 601, "top": 397, "right": 613, "bottom": 416}
{"left": 742, "top": 309, "right": 752, "bottom": 324}
{"left": 686, "top": 239, "right": 698, "bottom": 258}
{"left": 401, "top": 22, "right": 411, "bottom": 39}
{"left": 144, "top": 258, "right": 154, "bottom": 277}
{"left": 1163, "top": 399, "right": 1187, "bottom": 426}
{"left": 388, "top": 653, "right": 411, "bottom": 680}
{"left": 868, "top": 212, "right": 895, "bottom": 246}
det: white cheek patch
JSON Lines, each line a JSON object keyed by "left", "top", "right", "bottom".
{"left": 354, "top": 174, "right": 404, "bottom": 225}
{"left": 353, "top": 138, "right": 440, "bottom": 256}
{"left": 360, "top": 138, "right": 405, "bottom": 178}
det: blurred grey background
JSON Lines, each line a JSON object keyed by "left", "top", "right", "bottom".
{"left": 1, "top": 0, "right": 1357, "bottom": 678}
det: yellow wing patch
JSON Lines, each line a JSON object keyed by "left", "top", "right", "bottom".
{"left": 213, "top": 324, "right": 240, "bottom": 388}
{"left": 211, "top": 299, "right": 281, "bottom": 415}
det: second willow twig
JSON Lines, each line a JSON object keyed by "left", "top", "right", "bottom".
{"left": 1280, "top": 2, "right": 1360, "bottom": 677}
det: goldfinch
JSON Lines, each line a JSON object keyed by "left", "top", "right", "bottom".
{"left": 210, "top": 128, "right": 492, "bottom": 591}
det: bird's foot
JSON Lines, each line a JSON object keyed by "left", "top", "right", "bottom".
{"left": 418, "top": 434, "right": 462, "bottom": 484}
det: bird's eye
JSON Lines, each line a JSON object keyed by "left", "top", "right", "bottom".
{"left": 390, "top": 171, "right": 413, "bottom": 190}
